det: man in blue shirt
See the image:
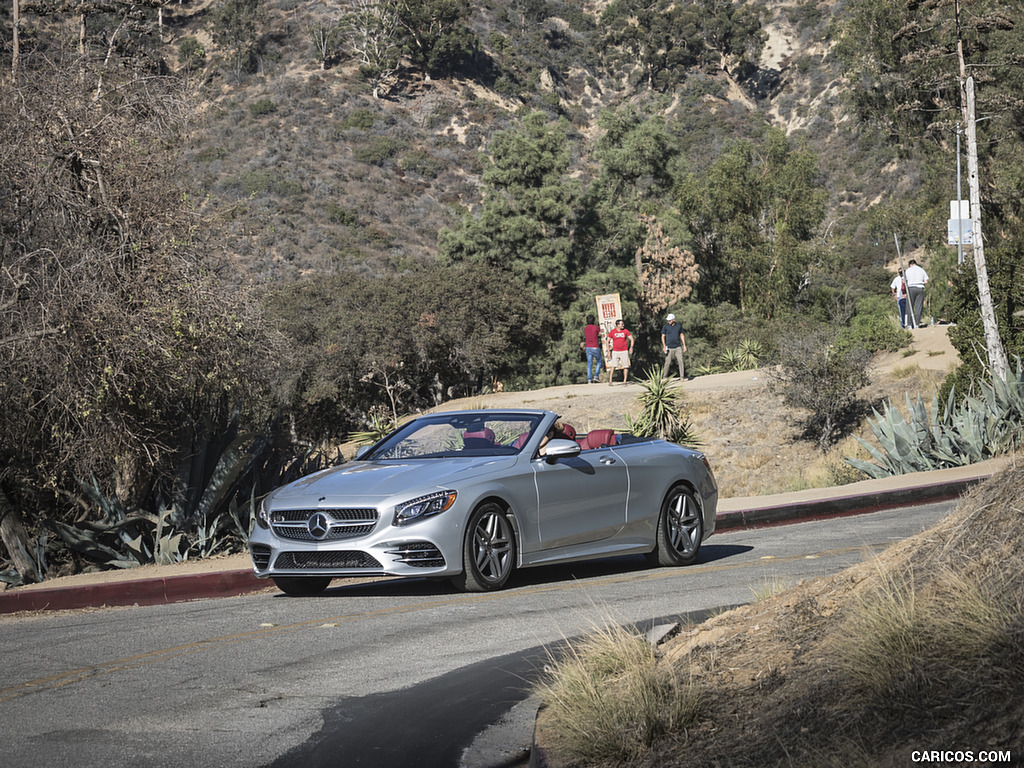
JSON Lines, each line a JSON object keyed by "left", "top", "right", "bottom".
{"left": 661, "top": 313, "right": 687, "bottom": 378}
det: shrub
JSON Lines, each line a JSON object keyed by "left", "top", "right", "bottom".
{"left": 352, "top": 136, "right": 405, "bottom": 166}
{"left": 769, "top": 324, "right": 871, "bottom": 450}
{"left": 341, "top": 108, "right": 380, "bottom": 130}
{"left": 532, "top": 622, "right": 703, "bottom": 765}
{"left": 177, "top": 37, "right": 206, "bottom": 71}
{"left": 836, "top": 294, "right": 911, "bottom": 355}
{"left": 399, "top": 149, "right": 442, "bottom": 178}
{"left": 247, "top": 98, "right": 277, "bottom": 117}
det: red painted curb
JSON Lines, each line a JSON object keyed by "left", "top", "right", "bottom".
{"left": 0, "top": 569, "right": 266, "bottom": 614}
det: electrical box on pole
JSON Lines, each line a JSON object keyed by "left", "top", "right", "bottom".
{"left": 947, "top": 199, "right": 973, "bottom": 245}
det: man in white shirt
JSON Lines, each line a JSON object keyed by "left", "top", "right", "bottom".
{"left": 890, "top": 269, "right": 908, "bottom": 328}
{"left": 904, "top": 259, "right": 930, "bottom": 328}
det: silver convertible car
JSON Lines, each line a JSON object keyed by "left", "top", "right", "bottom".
{"left": 249, "top": 409, "right": 718, "bottom": 594}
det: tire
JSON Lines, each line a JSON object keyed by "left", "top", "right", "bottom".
{"left": 647, "top": 485, "right": 703, "bottom": 567}
{"left": 273, "top": 576, "right": 332, "bottom": 596}
{"left": 451, "top": 502, "right": 517, "bottom": 592}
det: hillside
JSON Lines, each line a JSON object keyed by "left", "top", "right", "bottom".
{"left": 150, "top": 0, "right": 900, "bottom": 285}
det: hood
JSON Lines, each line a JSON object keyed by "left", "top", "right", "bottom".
{"left": 267, "top": 456, "right": 518, "bottom": 507}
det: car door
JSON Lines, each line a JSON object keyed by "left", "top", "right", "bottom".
{"left": 532, "top": 446, "right": 628, "bottom": 550}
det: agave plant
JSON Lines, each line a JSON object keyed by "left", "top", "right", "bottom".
{"left": 41, "top": 416, "right": 343, "bottom": 576}
{"left": 847, "top": 359, "right": 1024, "bottom": 477}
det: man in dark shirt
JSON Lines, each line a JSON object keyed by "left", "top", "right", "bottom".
{"left": 661, "top": 313, "right": 687, "bottom": 378}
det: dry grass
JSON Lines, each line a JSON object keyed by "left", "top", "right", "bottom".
{"left": 533, "top": 622, "right": 703, "bottom": 767}
{"left": 835, "top": 564, "right": 1022, "bottom": 708}
{"left": 535, "top": 459, "right": 1024, "bottom": 767}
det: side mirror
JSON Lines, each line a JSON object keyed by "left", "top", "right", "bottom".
{"left": 355, "top": 445, "right": 371, "bottom": 459}
{"left": 542, "top": 439, "right": 581, "bottom": 461}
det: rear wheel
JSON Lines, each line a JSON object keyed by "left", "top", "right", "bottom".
{"left": 647, "top": 485, "right": 703, "bottom": 566}
{"left": 451, "top": 502, "right": 517, "bottom": 592}
{"left": 273, "top": 576, "right": 332, "bottom": 596}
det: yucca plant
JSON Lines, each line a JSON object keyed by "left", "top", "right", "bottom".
{"left": 738, "top": 338, "right": 763, "bottom": 369}
{"left": 349, "top": 407, "right": 403, "bottom": 446}
{"left": 626, "top": 368, "right": 702, "bottom": 445}
{"left": 717, "top": 347, "right": 745, "bottom": 372}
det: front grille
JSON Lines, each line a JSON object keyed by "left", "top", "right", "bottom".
{"left": 250, "top": 544, "right": 272, "bottom": 570}
{"left": 385, "top": 541, "right": 446, "bottom": 568}
{"left": 271, "top": 508, "right": 379, "bottom": 542}
{"left": 275, "top": 551, "right": 382, "bottom": 570}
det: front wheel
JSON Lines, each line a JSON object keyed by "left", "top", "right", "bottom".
{"left": 646, "top": 485, "right": 703, "bottom": 567}
{"left": 451, "top": 502, "right": 517, "bottom": 592}
{"left": 273, "top": 576, "right": 332, "bottom": 596}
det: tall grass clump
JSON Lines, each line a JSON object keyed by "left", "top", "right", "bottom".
{"left": 835, "top": 565, "right": 1023, "bottom": 709}
{"left": 835, "top": 465, "right": 1024, "bottom": 713}
{"left": 533, "top": 622, "right": 702, "bottom": 766}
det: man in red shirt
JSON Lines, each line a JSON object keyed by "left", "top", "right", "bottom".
{"left": 607, "top": 318, "right": 634, "bottom": 385}
{"left": 583, "top": 314, "right": 603, "bottom": 383}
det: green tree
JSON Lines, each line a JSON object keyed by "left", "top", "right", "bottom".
{"left": 438, "top": 112, "right": 580, "bottom": 298}
{"left": 940, "top": 250, "right": 1024, "bottom": 405}
{"left": 263, "top": 263, "right": 556, "bottom": 440}
{"left": 599, "top": 0, "right": 764, "bottom": 92}
{"left": 210, "top": 0, "right": 264, "bottom": 79}
{"left": 392, "top": 0, "right": 477, "bottom": 79}
{"left": 679, "top": 128, "right": 826, "bottom": 319}
{"left": 575, "top": 106, "right": 678, "bottom": 279}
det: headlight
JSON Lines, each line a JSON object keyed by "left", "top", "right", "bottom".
{"left": 257, "top": 497, "right": 272, "bottom": 529}
{"left": 393, "top": 490, "right": 457, "bottom": 526}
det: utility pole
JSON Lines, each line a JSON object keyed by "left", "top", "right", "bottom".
{"left": 956, "top": 124, "right": 964, "bottom": 267}
{"left": 956, "top": 0, "right": 1007, "bottom": 382}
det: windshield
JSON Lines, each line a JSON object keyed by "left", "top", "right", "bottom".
{"left": 363, "top": 413, "right": 545, "bottom": 460}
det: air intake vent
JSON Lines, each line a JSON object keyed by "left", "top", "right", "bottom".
{"left": 275, "top": 551, "right": 382, "bottom": 570}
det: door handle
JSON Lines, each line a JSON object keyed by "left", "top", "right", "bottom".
{"left": 599, "top": 456, "right": 617, "bottom": 465}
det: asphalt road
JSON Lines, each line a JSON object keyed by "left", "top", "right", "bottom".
{"left": 0, "top": 500, "right": 956, "bottom": 768}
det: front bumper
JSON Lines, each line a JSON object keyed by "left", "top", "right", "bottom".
{"left": 247, "top": 506, "right": 464, "bottom": 580}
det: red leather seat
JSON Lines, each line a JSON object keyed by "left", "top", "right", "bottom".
{"left": 579, "top": 429, "right": 616, "bottom": 450}
{"left": 463, "top": 428, "right": 496, "bottom": 449}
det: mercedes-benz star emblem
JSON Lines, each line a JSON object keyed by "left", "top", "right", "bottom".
{"left": 307, "top": 512, "right": 331, "bottom": 540}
